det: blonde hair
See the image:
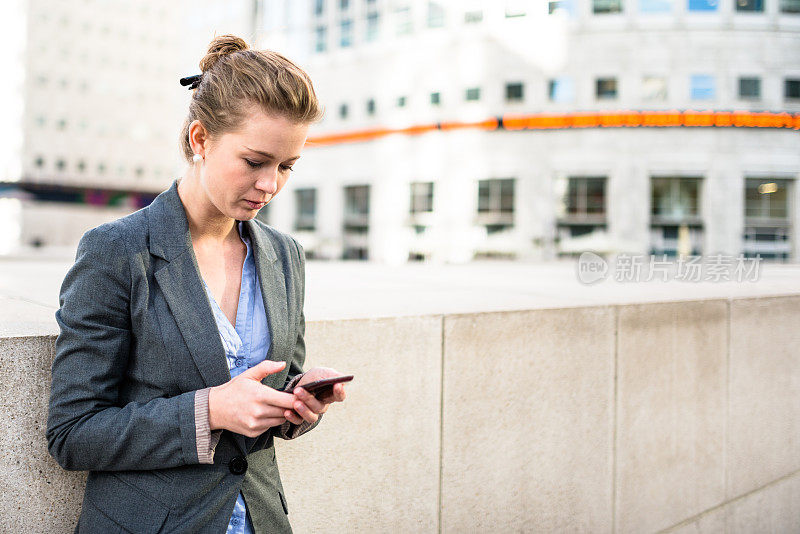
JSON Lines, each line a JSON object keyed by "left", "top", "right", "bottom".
{"left": 180, "top": 34, "right": 323, "bottom": 163}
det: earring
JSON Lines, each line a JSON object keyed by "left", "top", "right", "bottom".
{"left": 192, "top": 153, "right": 202, "bottom": 164}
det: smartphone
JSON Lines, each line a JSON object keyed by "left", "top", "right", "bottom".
{"left": 284, "top": 375, "right": 354, "bottom": 398}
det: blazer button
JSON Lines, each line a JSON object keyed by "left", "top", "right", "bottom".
{"left": 229, "top": 456, "right": 248, "bottom": 475}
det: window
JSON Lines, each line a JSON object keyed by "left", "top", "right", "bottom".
{"left": 785, "top": 79, "right": 800, "bottom": 100}
{"left": 34, "top": 156, "right": 45, "bottom": 168}
{"left": 690, "top": 74, "right": 715, "bottom": 100}
{"left": 478, "top": 179, "right": 514, "bottom": 213}
{"left": 57, "top": 118, "right": 67, "bottom": 131}
{"left": 652, "top": 177, "right": 700, "bottom": 220}
{"left": 596, "top": 77, "right": 618, "bottom": 99}
{"left": 366, "top": 98, "right": 375, "bottom": 115}
{"left": 397, "top": 95, "right": 407, "bottom": 107}
{"left": 743, "top": 179, "right": 792, "bottom": 261}
{"left": 97, "top": 162, "right": 106, "bottom": 175}
{"left": 366, "top": 12, "right": 379, "bottom": 41}
{"left": 549, "top": 0, "right": 577, "bottom": 15}
{"left": 465, "top": 87, "right": 481, "bottom": 101}
{"left": 430, "top": 92, "right": 441, "bottom": 105}
{"left": 410, "top": 182, "right": 434, "bottom": 214}
{"left": 464, "top": 10, "right": 483, "bottom": 22}
{"left": 639, "top": 0, "right": 672, "bottom": 12}
{"left": 549, "top": 77, "right": 575, "bottom": 102}
{"left": 477, "top": 178, "right": 515, "bottom": 230}
{"left": 314, "top": 0, "right": 325, "bottom": 15}
{"left": 738, "top": 77, "right": 761, "bottom": 99}
{"left": 427, "top": 2, "right": 445, "bottom": 27}
{"left": 594, "top": 0, "right": 623, "bottom": 13}
{"left": 344, "top": 185, "right": 370, "bottom": 232}
{"left": 340, "top": 19, "right": 353, "bottom": 47}
{"left": 343, "top": 246, "right": 368, "bottom": 260}
{"left": 395, "top": 6, "right": 412, "bottom": 35}
{"left": 650, "top": 177, "right": 703, "bottom": 256}
{"left": 339, "top": 103, "right": 349, "bottom": 119}
{"left": 505, "top": 82, "right": 524, "bottom": 102}
{"left": 642, "top": 76, "right": 668, "bottom": 101}
{"left": 77, "top": 160, "right": 86, "bottom": 173}
{"left": 557, "top": 177, "right": 607, "bottom": 253}
{"left": 745, "top": 180, "right": 789, "bottom": 219}
{"left": 566, "top": 177, "right": 606, "bottom": 217}
{"left": 295, "top": 188, "right": 317, "bottom": 231}
{"left": 315, "top": 26, "right": 327, "bottom": 53}
{"left": 781, "top": 0, "right": 800, "bottom": 12}
{"left": 736, "top": 0, "right": 763, "bottom": 11}
{"left": 340, "top": 0, "right": 349, "bottom": 9}
{"left": 35, "top": 115, "right": 46, "bottom": 127}
{"left": 56, "top": 159, "right": 66, "bottom": 172}
{"left": 688, "top": 0, "right": 718, "bottom": 10}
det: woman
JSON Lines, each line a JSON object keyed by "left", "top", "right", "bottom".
{"left": 46, "top": 35, "right": 347, "bottom": 533}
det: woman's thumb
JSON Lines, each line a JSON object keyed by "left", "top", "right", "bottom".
{"left": 241, "top": 359, "right": 286, "bottom": 381}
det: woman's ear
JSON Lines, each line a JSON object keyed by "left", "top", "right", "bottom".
{"left": 188, "top": 120, "right": 209, "bottom": 158}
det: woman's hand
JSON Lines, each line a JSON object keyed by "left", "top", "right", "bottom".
{"left": 207, "top": 360, "right": 296, "bottom": 438}
{"left": 283, "top": 367, "right": 347, "bottom": 425}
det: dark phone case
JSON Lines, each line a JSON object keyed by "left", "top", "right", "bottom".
{"left": 284, "top": 375, "right": 354, "bottom": 396}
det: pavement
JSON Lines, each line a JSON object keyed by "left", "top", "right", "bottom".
{"left": 1, "top": 251, "right": 799, "bottom": 338}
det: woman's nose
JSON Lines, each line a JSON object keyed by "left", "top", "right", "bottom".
{"left": 256, "top": 167, "right": 278, "bottom": 195}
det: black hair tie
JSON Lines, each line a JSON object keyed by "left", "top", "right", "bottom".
{"left": 179, "top": 74, "right": 202, "bottom": 90}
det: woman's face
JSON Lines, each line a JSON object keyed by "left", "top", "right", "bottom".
{"left": 197, "top": 107, "right": 309, "bottom": 221}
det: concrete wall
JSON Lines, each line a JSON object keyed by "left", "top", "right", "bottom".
{"left": 2, "top": 296, "right": 798, "bottom": 532}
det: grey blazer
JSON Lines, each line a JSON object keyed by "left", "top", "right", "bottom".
{"left": 46, "top": 178, "right": 320, "bottom": 533}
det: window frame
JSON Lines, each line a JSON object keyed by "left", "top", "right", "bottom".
{"left": 294, "top": 188, "right": 317, "bottom": 232}
{"left": 409, "top": 181, "right": 435, "bottom": 214}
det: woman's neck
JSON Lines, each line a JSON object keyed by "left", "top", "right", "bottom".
{"left": 176, "top": 171, "right": 239, "bottom": 244}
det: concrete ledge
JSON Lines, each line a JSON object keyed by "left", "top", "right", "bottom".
{"left": 2, "top": 295, "right": 798, "bottom": 532}
{"left": 0, "top": 335, "right": 84, "bottom": 533}
{"left": 616, "top": 300, "right": 728, "bottom": 532}
{"left": 278, "top": 315, "right": 442, "bottom": 533}
{"left": 441, "top": 306, "right": 615, "bottom": 532}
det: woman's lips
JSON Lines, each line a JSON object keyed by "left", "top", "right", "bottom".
{"left": 245, "top": 200, "right": 266, "bottom": 209}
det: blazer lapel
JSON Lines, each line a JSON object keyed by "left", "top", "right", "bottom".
{"left": 243, "top": 219, "right": 290, "bottom": 392}
{"left": 149, "top": 180, "right": 231, "bottom": 390}
{"left": 154, "top": 252, "right": 232, "bottom": 389}
{"left": 148, "top": 180, "right": 251, "bottom": 456}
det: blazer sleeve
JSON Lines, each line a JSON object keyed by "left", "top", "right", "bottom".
{"left": 46, "top": 226, "right": 205, "bottom": 471}
{"left": 275, "top": 236, "right": 323, "bottom": 440}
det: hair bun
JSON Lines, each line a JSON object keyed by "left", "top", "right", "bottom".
{"left": 199, "top": 34, "right": 250, "bottom": 73}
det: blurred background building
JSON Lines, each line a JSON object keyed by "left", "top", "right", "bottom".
{"left": 261, "top": 0, "right": 800, "bottom": 263}
{"left": 0, "top": 0, "right": 255, "bottom": 256}
{"left": 1, "top": 0, "right": 799, "bottom": 263}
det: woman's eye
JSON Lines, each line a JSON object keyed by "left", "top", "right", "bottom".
{"left": 280, "top": 165, "right": 294, "bottom": 172}
{"left": 245, "top": 159, "right": 263, "bottom": 168}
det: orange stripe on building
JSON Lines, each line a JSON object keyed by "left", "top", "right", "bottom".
{"left": 305, "top": 110, "right": 800, "bottom": 147}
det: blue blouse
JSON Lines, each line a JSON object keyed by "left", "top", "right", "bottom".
{"left": 200, "top": 221, "right": 270, "bottom": 534}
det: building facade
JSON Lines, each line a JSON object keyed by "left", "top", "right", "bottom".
{"left": 1, "top": 0, "right": 255, "bottom": 255}
{"left": 258, "top": 0, "right": 800, "bottom": 263}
